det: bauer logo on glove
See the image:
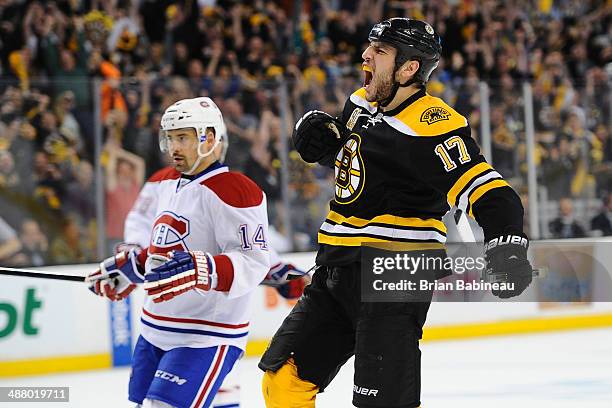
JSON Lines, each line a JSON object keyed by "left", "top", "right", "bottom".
{"left": 484, "top": 234, "right": 534, "bottom": 299}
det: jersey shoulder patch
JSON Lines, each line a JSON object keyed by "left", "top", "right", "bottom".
{"left": 349, "top": 87, "right": 377, "bottom": 113}
{"left": 386, "top": 94, "right": 468, "bottom": 137}
{"left": 201, "top": 171, "right": 264, "bottom": 208}
{"left": 148, "top": 166, "right": 181, "bottom": 183}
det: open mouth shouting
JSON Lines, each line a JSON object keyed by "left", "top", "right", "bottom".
{"left": 363, "top": 64, "right": 373, "bottom": 90}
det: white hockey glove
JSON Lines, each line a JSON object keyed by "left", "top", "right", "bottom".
{"left": 86, "top": 249, "right": 144, "bottom": 301}
{"left": 143, "top": 251, "right": 217, "bottom": 303}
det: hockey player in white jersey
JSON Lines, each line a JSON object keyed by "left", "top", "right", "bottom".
{"left": 119, "top": 121, "right": 308, "bottom": 407}
{"left": 87, "top": 97, "right": 271, "bottom": 408}
{"left": 123, "top": 133, "right": 308, "bottom": 302}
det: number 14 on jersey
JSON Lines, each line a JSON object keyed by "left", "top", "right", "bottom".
{"left": 238, "top": 224, "right": 268, "bottom": 250}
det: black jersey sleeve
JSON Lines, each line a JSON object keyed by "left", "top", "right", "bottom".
{"left": 400, "top": 128, "right": 524, "bottom": 240}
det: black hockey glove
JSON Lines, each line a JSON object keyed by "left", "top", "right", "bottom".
{"left": 484, "top": 234, "right": 533, "bottom": 299}
{"left": 292, "top": 110, "right": 349, "bottom": 166}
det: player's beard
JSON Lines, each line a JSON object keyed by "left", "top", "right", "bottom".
{"left": 366, "top": 67, "right": 395, "bottom": 104}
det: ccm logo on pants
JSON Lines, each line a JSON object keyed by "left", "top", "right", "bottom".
{"left": 155, "top": 370, "right": 187, "bottom": 385}
{"left": 354, "top": 385, "right": 378, "bottom": 396}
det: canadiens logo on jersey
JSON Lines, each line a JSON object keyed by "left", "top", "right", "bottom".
{"left": 334, "top": 134, "right": 365, "bottom": 204}
{"left": 150, "top": 211, "right": 191, "bottom": 254}
{"left": 420, "top": 107, "right": 451, "bottom": 125}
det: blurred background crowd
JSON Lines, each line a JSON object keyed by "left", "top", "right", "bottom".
{"left": 0, "top": 0, "right": 610, "bottom": 266}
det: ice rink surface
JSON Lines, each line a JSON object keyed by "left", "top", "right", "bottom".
{"left": 2, "top": 328, "right": 611, "bottom": 407}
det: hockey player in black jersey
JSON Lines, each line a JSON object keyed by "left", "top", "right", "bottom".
{"left": 259, "top": 18, "right": 533, "bottom": 408}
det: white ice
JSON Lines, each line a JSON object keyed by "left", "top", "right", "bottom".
{"left": 2, "top": 328, "right": 611, "bottom": 407}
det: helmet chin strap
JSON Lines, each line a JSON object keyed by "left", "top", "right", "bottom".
{"left": 378, "top": 76, "right": 420, "bottom": 108}
{"left": 378, "top": 57, "right": 422, "bottom": 108}
{"left": 184, "top": 138, "right": 221, "bottom": 175}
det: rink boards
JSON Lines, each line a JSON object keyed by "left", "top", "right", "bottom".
{"left": 1, "top": 243, "right": 612, "bottom": 377}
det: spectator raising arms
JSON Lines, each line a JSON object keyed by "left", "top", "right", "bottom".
{"left": 105, "top": 144, "right": 145, "bottom": 254}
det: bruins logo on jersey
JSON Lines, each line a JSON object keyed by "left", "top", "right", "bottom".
{"left": 420, "top": 107, "right": 451, "bottom": 125}
{"left": 334, "top": 134, "right": 365, "bottom": 204}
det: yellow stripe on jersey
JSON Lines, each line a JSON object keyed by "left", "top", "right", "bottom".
{"left": 467, "top": 179, "right": 511, "bottom": 216}
{"left": 392, "top": 95, "right": 467, "bottom": 137}
{"left": 447, "top": 162, "right": 493, "bottom": 207}
{"left": 351, "top": 87, "right": 378, "bottom": 108}
{"left": 318, "top": 232, "right": 445, "bottom": 247}
{"left": 326, "top": 211, "right": 447, "bottom": 233}
{"left": 318, "top": 232, "right": 393, "bottom": 246}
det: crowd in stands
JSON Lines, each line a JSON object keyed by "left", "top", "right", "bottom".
{"left": 0, "top": 0, "right": 609, "bottom": 265}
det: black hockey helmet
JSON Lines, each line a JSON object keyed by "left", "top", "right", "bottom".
{"left": 368, "top": 18, "right": 442, "bottom": 86}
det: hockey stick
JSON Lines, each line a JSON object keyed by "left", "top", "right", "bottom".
{"left": 0, "top": 266, "right": 118, "bottom": 282}
{"left": 453, "top": 208, "right": 476, "bottom": 242}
